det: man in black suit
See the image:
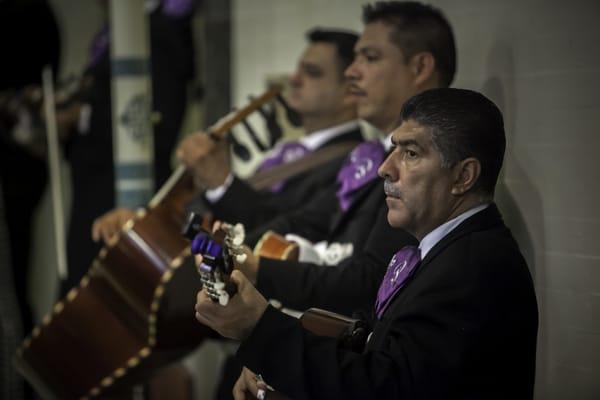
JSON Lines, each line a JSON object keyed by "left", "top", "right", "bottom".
{"left": 91, "top": 28, "right": 362, "bottom": 241}
{"left": 194, "top": 88, "right": 539, "bottom": 400}
{"left": 236, "top": 1, "right": 456, "bottom": 317}
{"left": 176, "top": 28, "right": 362, "bottom": 231}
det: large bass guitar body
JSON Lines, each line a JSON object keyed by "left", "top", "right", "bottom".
{"left": 14, "top": 172, "right": 207, "bottom": 399}
{"left": 14, "top": 87, "right": 282, "bottom": 399}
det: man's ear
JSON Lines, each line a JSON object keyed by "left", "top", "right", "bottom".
{"left": 409, "top": 52, "right": 436, "bottom": 87}
{"left": 451, "top": 157, "right": 481, "bottom": 195}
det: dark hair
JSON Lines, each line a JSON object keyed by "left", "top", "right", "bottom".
{"left": 307, "top": 28, "right": 359, "bottom": 78}
{"left": 400, "top": 88, "right": 506, "bottom": 195}
{"left": 362, "top": 1, "right": 456, "bottom": 87}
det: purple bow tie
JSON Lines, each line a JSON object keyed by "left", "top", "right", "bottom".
{"left": 336, "top": 140, "right": 385, "bottom": 211}
{"left": 256, "top": 141, "right": 310, "bottom": 192}
{"left": 375, "top": 246, "right": 421, "bottom": 319}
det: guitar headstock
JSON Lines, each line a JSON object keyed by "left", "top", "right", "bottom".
{"left": 183, "top": 212, "right": 247, "bottom": 305}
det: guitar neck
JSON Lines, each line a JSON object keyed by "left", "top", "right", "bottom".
{"left": 300, "top": 308, "right": 368, "bottom": 353}
{"left": 183, "top": 213, "right": 247, "bottom": 305}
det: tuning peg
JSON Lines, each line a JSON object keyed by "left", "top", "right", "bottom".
{"left": 232, "top": 223, "right": 245, "bottom": 246}
{"left": 223, "top": 222, "right": 246, "bottom": 248}
{"left": 234, "top": 253, "right": 247, "bottom": 264}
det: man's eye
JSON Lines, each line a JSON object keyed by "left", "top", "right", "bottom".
{"left": 305, "top": 68, "right": 323, "bottom": 78}
{"left": 405, "top": 150, "right": 418, "bottom": 159}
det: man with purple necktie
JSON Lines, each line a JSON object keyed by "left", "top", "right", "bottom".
{"left": 175, "top": 28, "right": 363, "bottom": 231}
{"left": 234, "top": 1, "right": 456, "bottom": 319}
{"left": 195, "top": 88, "right": 539, "bottom": 400}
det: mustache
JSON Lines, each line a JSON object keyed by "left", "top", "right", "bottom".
{"left": 384, "top": 179, "right": 402, "bottom": 198}
{"left": 348, "top": 83, "right": 366, "bottom": 95}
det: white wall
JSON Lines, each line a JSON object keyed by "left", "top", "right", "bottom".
{"left": 233, "top": 1, "right": 600, "bottom": 399}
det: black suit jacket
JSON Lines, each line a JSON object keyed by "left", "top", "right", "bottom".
{"left": 237, "top": 204, "right": 538, "bottom": 399}
{"left": 206, "top": 126, "right": 363, "bottom": 231}
{"left": 255, "top": 181, "right": 416, "bottom": 316}
{"left": 245, "top": 162, "right": 385, "bottom": 246}
{"left": 251, "top": 150, "right": 416, "bottom": 315}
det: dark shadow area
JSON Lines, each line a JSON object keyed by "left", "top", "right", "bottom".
{"left": 481, "top": 40, "right": 548, "bottom": 398}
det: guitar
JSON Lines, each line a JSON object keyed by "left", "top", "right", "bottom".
{"left": 182, "top": 212, "right": 247, "bottom": 306}
{"left": 252, "top": 230, "right": 367, "bottom": 353}
{"left": 187, "top": 220, "right": 367, "bottom": 399}
{"left": 13, "top": 87, "right": 281, "bottom": 400}
{"left": 253, "top": 230, "right": 299, "bottom": 262}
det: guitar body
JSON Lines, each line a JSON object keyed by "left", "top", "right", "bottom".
{"left": 14, "top": 173, "right": 209, "bottom": 399}
{"left": 253, "top": 231, "right": 299, "bottom": 261}
{"left": 14, "top": 88, "right": 283, "bottom": 399}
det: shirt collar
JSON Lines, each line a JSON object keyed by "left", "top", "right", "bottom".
{"left": 380, "top": 132, "right": 394, "bottom": 152}
{"left": 298, "top": 120, "right": 360, "bottom": 151}
{"left": 419, "top": 203, "right": 490, "bottom": 259}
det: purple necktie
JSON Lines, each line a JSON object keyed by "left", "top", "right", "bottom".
{"left": 256, "top": 141, "right": 310, "bottom": 192}
{"left": 375, "top": 246, "right": 421, "bottom": 319}
{"left": 335, "top": 140, "right": 385, "bottom": 211}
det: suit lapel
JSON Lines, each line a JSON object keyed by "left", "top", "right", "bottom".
{"left": 368, "top": 204, "right": 506, "bottom": 351}
{"left": 329, "top": 177, "right": 383, "bottom": 235}
{"left": 382, "top": 204, "right": 504, "bottom": 314}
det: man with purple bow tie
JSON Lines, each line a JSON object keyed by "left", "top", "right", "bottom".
{"left": 92, "top": 28, "right": 363, "bottom": 242}
{"left": 175, "top": 28, "right": 363, "bottom": 231}
{"left": 195, "top": 88, "right": 538, "bottom": 400}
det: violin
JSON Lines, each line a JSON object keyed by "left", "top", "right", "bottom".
{"left": 0, "top": 74, "right": 94, "bottom": 159}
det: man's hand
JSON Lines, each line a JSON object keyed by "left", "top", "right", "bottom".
{"left": 55, "top": 101, "right": 82, "bottom": 141}
{"left": 177, "top": 132, "right": 231, "bottom": 189}
{"left": 233, "top": 367, "right": 270, "bottom": 400}
{"left": 210, "top": 220, "right": 259, "bottom": 283}
{"left": 194, "top": 267, "right": 268, "bottom": 341}
{"left": 91, "top": 207, "right": 135, "bottom": 243}
{"left": 233, "top": 245, "right": 259, "bottom": 285}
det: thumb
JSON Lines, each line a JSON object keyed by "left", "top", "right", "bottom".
{"left": 91, "top": 220, "right": 100, "bottom": 242}
{"left": 229, "top": 269, "right": 249, "bottom": 291}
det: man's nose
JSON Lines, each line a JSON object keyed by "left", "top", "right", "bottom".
{"left": 344, "top": 61, "right": 359, "bottom": 80}
{"left": 289, "top": 72, "right": 302, "bottom": 87}
{"left": 378, "top": 154, "right": 394, "bottom": 180}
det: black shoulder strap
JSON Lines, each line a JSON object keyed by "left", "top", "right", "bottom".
{"left": 247, "top": 141, "right": 359, "bottom": 191}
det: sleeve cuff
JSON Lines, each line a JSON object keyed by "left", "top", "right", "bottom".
{"left": 236, "top": 305, "right": 300, "bottom": 371}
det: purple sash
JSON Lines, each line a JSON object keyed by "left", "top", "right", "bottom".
{"left": 375, "top": 246, "right": 421, "bottom": 319}
{"left": 256, "top": 141, "right": 310, "bottom": 192}
{"left": 335, "top": 140, "right": 385, "bottom": 211}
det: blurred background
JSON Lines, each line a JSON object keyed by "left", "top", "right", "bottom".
{"left": 1, "top": 0, "right": 599, "bottom": 399}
